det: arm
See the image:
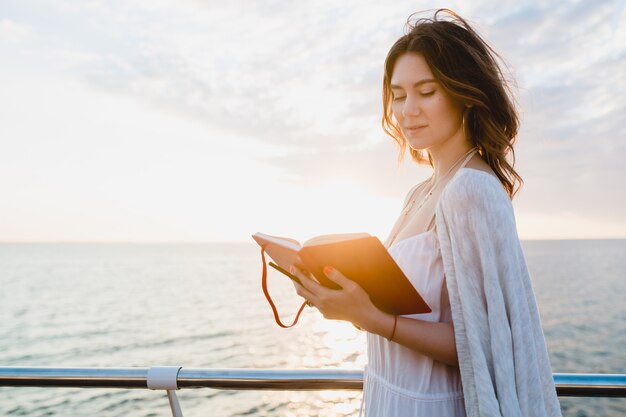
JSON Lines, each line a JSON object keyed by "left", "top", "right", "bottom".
{"left": 290, "top": 265, "right": 459, "bottom": 367}
{"left": 360, "top": 305, "right": 458, "bottom": 367}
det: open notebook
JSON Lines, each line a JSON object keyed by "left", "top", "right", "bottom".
{"left": 252, "top": 232, "right": 431, "bottom": 316}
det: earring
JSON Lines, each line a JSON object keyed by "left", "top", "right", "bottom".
{"left": 462, "top": 108, "right": 470, "bottom": 138}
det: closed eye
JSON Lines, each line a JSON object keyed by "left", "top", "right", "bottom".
{"left": 421, "top": 91, "right": 435, "bottom": 97}
{"left": 392, "top": 95, "right": 406, "bottom": 102}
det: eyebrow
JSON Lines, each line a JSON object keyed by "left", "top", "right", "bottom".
{"left": 390, "top": 79, "right": 436, "bottom": 89}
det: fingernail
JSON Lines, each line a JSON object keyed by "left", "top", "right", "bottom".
{"left": 289, "top": 265, "right": 295, "bottom": 274}
{"left": 323, "top": 266, "right": 333, "bottom": 275}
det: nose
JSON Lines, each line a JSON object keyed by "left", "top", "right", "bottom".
{"left": 401, "top": 94, "right": 421, "bottom": 118}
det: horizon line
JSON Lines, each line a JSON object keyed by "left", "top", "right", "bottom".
{"left": 1, "top": 237, "right": 625, "bottom": 244}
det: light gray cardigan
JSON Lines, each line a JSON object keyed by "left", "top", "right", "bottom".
{"left": 435, "top": 169, "right": 562, "bottom": 417}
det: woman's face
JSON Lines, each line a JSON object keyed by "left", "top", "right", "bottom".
{"left": 390, "top": 52, "right": 465, "bottom": 153}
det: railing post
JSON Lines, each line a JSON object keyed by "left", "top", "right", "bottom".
{"left": 166, "top": 390, "right": 183, "bottom": 417}
{"left": 147, "top": 366, "right": 183, "bottom": 417}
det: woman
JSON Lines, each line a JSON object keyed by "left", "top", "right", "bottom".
{"left": 291, "top": 9, "right": 562, "bottom": 417}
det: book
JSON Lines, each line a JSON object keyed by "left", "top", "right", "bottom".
{"left": 252, "top": 232, "right": 431, "bottom": 316}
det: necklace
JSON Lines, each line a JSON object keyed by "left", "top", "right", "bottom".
{"left": 388, "top": 147, "right": 478, "bottom": 245}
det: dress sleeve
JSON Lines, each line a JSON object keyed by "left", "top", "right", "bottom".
{"left": 435, "top": 170, "right": 562, "bottom": 417}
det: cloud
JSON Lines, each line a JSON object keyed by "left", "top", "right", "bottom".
{"left": 1, "top": 0, "right": 624, "bottom": 239}
{"left": 0, "top": 19, "right": 33, "bottom": 43}
{"left": 1, "top": 0, "right": 408, "bottom": 149}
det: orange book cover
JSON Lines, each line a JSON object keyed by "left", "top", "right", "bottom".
{"left": 252, "top": 232, "right": 431, "bottom": 316}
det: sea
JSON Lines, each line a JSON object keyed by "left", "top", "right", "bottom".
{"left": 0, "top": 240, "right": 624, "bottom": 417}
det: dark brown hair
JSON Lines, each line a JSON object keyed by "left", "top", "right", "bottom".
{"left": 382, "top": 8, "right": 522, "bottom": 198}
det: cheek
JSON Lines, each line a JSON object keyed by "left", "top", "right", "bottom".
{"left": 425, "top": 96, "right": 444, "bottom": 114}
{"left": 391, "top": 106, "right": 404, "bottom": 125}
{"left": 391, "top": 103, "right": 404, "bottom": 122}
{"left": 428, "top": 96, "right": 460, "bottom": 125}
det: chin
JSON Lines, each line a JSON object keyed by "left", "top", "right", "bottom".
{"left": 406, "top": 140, "right": 431, "bottom": 152}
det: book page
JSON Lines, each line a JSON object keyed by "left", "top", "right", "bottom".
{"left": 304, "top": 233, "right": 370, "bottom": 246}
{"left": 252, "top": 232, "right": 302, "bottom": 251}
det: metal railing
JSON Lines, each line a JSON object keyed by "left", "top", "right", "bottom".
{"left": 2, "top": 367, "right": 625, "bottom": 417}
{"left": 1, "top": 367, "right": 625, "bottom": 396}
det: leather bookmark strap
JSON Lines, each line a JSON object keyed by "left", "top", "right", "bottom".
{"left": 261, "top": 245, "right": 307, "bottom": 328}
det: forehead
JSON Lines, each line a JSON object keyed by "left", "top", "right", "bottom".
{"left": 390, "top": 52, "right": 434, "bottom": 87}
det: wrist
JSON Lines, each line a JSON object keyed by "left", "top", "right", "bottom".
{"left": 357, "top": 305, "right": 396, "bottom": 337}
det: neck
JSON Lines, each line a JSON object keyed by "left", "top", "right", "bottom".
{"left": 430, "top": 141, "right": 475, "bottom": 182}
{"left": 426, "top": 119, "right": 475, "bottom": 180}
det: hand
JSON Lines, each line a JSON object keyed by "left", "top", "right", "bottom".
{"left": 289, "top": 265, "right": 378, "bottom": 327}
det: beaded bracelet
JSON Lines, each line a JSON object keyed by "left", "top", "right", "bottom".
{"left": 387, "top": 315, "right": 398, "bottom": 341}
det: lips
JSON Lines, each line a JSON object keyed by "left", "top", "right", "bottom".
{"left": 405, "top": 125, "right": 427, "bottom": 133}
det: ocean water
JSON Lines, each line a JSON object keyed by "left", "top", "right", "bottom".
{"left": 0, "top": 240, "right": 624, "bottom": 416}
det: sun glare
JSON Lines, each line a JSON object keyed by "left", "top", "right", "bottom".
{"left": 311, "top": 316, "right": 367, "bottom": 368}
{"left": 286, "top": 176, "right": 399, "bottom": 242}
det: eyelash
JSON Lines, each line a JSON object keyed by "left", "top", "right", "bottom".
{"left": 392, "top": 91, "right": 435, "bottom": 101}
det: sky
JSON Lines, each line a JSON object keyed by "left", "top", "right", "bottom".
{"left": 0, "top": 0, "right": 624, "bottom": 242}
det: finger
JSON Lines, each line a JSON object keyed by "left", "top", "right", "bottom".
{"left": 291, "top": 266, "right": 337, "bottom": 300}
{"left": 289, "top": 265, "right": 309, "bottom": 286}
{"left": 299, "top": 270, "right": 327, "bottom": 291}
{"left": 290, "top": 265, "right": 323, "bottom": 294}
{"left": 290, "top": 269, "right": 316, "bottom": 297}
{"left": 322, "top": 266, "right": 354, "bottom": 289}
{"left": 293, "top": 281, "right": 318, "bottom": 304}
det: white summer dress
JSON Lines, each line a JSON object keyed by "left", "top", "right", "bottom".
{"left": 362, "top": 228, "right": 466, "bottom": 416}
